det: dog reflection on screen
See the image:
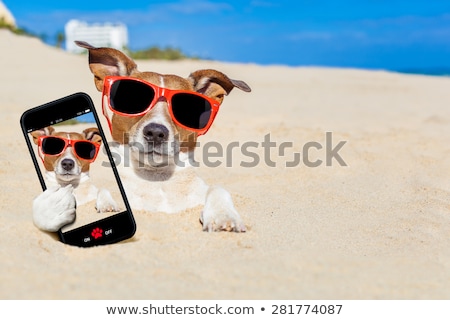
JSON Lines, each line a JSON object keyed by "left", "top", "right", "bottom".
{"left": 30, "top": 126, "right": 118, "bottom": 231}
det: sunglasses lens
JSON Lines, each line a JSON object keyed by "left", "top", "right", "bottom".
{"left": 74, "top": 141, "right": 97, "bottom": 160}
{"left": 41, "top": 137, "right": 65, "bottom": 155}
{"left": 110, "top": 79, "right": 155, "bottom": 114}
{"left": 171, "top": 93, "right": 212, "bottom": 129}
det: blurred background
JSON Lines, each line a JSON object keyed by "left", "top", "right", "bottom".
{"left": 1, "top": 0, "right": 450, "bottom": 74}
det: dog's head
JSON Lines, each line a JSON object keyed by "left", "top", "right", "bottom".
{"left": 76, "top": 41, "right": 251, "bottom": 172}
{"left": 31, "top": 126, "right": 102, "bottom": 185}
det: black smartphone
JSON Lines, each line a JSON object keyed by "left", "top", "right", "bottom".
{"left": 20, "top": 92, "right": 136, "bottom": 247}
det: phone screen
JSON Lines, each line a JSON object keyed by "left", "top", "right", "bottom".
{"left": 21, "top": 93, "right": 135, "bottom": 246}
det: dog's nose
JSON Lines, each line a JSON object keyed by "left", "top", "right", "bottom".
{"left": 61, "top": 159, "right": 75, "bottom": 171}
{"left": 143, "top": 123, "right": 169, "bottom": 145}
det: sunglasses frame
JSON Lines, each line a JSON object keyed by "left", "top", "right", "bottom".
{"left": 102, "top": 76, "right": 221, "bottom": 136}
{"left": 37, "top": 135, "right": 100, "bottom": 163}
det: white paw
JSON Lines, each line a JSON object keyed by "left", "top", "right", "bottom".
{"left": 201, "top": 186, "right": 246, "bottom": 232}
{"left": 32, "top": 185, "right": 76, "bottom": 232}
{"left": 96, "top": 188, "right": 119, "bottom": 213}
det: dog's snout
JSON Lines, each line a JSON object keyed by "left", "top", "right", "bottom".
{"left": 143, "top": 123, "right": 169, "bottom": 144}
{"left": 61, "top": 159, "right": 75, "bottom": 171}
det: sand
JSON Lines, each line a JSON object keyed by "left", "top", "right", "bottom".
{"left": 1, "top": 29, "right": 450, "bottom": 299}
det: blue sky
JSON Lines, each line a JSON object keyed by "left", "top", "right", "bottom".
{"left": 3, "top": 0, "right": 450, "bottom": 70}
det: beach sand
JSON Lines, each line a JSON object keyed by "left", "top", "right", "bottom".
{"left": 1, "top": 29, "right": 450, "bottom": 299}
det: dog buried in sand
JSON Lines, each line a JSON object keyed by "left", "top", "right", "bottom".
{"left": 32, "top": 41, "right": 251, "bottom": 233}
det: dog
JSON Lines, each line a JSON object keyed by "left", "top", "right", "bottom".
{"left": 32, "top": 40, "right": 251, "bottom": 233}
{"left": 31, "top": 126, "right": 118, "bottom": 231}
{"left": 78, "top": 40, "right": 253, "bottom": 232}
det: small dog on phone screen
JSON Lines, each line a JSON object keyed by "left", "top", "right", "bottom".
{"left": 31, "top": 126, "right": 118, "bottom": 231}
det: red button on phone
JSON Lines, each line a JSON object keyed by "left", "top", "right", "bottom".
{"left": 91, "top": 227, "right": 103, "bottom": 239}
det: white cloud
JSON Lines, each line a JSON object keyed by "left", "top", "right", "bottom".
{"left": 285, "top": 31, "right": 333, "bottom": 42}
{"left": 249, "top": 1, "right": 278, "bottom": 8}
{"left": 358, "top": 13, "right": 450, "bottom": 28}
{"left": 284, "top": 13, "right": 450, "bottom": 47}
{"left": 164, "top": 0, "right": 233, "bottom": 14}
{"left": 16, "top": 0, "right": 233, "bottom": 29}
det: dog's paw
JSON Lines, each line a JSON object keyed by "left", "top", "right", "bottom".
{"left": 201, "top": 186, "right": 246, "bottom": 232}
{"left": 96, "top": 188, "right": 119, "bottom": 213}
{"left": 32, "top": 185, "right": 76, "bottom": 232}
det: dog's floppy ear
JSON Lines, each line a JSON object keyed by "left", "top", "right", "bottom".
{"left": 75, "top": 41, "right": 137, "bottom": 91}
{"left": 30, "top": 126, "right": 55, "bottom": 145}
{"left": 188, "top": 69, "right": 251, "bottom": 104}
{"left": 83, "top": 127, "right": 102, "bottom": 145}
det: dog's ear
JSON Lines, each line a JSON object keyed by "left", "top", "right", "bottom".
{"left": 83, "top": 127, "right": 102, "bottom": 145}
{"left": 188, "top": 69, "right": 251, "bottom": 104}
{"left": 75, "top": 41, "right": 137, "bottom": 91}
{"left": 30, "top": 126, "right": 55, "bottom": 145}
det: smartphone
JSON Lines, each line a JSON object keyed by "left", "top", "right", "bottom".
{"left": 20, "top": 92, "right": 136, "bottom": 247}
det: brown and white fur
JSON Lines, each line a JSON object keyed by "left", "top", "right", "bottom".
{"left": 77, "top": 41, "right": 251, "bottom": 232}
{"left": 31, "top": 126, "right": 118, "bottom": 231}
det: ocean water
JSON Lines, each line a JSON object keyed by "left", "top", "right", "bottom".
{"left": 397, "top": 68, "right": 450, "bottom": 77}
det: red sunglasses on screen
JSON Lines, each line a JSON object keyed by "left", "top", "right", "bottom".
{"left": 37, "top": 136, "right": 100, "bottom": 163}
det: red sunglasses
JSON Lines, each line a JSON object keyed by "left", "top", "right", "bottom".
{"left": 102, "top": 76, "right": 221, "bottom": 136}
{"left": 37, "top": 136, "right": 100, "bottom": 163}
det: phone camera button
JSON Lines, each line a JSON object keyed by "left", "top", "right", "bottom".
{"left": 91, "top": 227, "right": 103, "bottom": 239}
